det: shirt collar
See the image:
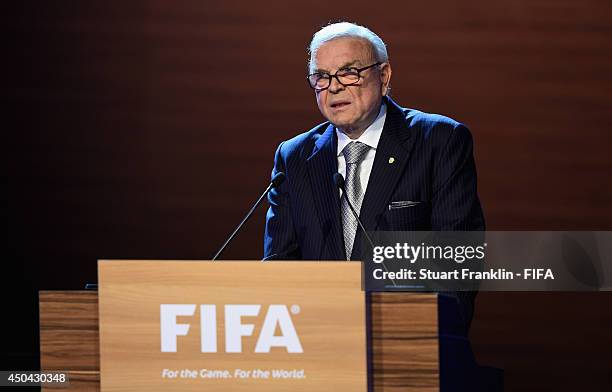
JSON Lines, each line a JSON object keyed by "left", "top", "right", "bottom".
{"left": 336, "top": 102, "right": 387, "bottom": 157}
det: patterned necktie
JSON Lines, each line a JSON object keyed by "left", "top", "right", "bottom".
{"left": 341, "top": 141, "right": 370, "bottom": 260}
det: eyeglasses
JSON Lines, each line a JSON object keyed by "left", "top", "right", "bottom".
{"left": 307, "top": 62, "right": 382, "bottom": 91}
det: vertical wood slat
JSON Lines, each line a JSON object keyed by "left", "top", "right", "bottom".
{"left": 40, "top": 291, "right": 439, "bottom": 392}
{"left": 371, "top": 293, "right": 439, "bottom": 392}
{"left": 40, "top": 291, "right": 100, "bottom": 391}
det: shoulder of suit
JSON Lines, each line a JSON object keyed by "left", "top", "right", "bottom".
{"left": 276, "top": 121, "right": 330, "bottom": 158}
{"left": 398, "top": 104, "right": 471, "bottom": 142}
{"left": 401, "top": 106, "right": 461, "bottom": 129}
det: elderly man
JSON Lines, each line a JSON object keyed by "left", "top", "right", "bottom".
{"left": 264, "top": 22, "right": 484, "bottom": 326}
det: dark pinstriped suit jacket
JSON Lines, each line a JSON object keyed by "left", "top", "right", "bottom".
{"left": 264, "top": 96, "right": 485, "bottom": 326}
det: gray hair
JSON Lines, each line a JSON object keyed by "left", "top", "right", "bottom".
{"left": 308, "top": 22, "right": 388, "bottom": 73}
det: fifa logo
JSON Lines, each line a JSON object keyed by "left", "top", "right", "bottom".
{"left": 160, "top": 304, "right": 303, "bottom": 354}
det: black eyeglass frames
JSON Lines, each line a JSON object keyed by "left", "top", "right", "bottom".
{"left": 307, "top": 62, "right": 382, "bottom": 91}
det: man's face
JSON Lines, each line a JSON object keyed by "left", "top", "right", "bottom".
{"left": 312, "top": 38, "right": 391, "bottom": 137}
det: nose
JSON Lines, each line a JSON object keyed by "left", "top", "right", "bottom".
{"left": 328, "top": 75, "right": 345, "bottom": 93}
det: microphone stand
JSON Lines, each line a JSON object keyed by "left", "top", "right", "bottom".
{"left": 212, "top": 172, "right": 285, "bottom": 261}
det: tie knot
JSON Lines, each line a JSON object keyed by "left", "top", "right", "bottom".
{"left": 342, "top": 142, "right": 370, "bottom": 164}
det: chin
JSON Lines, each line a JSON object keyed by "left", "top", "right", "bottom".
{"left": 331, "top": 121, "right": 353, "bottom": 131}
{"left": 328, "top": 116, "right": 356, "bottom": 129}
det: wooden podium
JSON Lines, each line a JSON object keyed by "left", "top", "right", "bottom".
{"left": 39, "top": 261, "right": 447, "bottom": 391}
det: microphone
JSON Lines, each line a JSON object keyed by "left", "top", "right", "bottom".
{"left": 333, "top": 173, "right": 376, "bottom": 252}
{"left": 334, "top": 173, "right": 396, "bottom": 286}
{"left": 212, "top": 172, "right": 286, "bottom": 261}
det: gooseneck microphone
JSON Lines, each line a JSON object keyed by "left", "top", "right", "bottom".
{"left": 333, "top": 173, "right": 396, "bottom": 286}
{"left": 333, "top": 173, "right": 376, "bottom": 251}
{"left": 212, "top": 172, "right": 286, "bottom": 261}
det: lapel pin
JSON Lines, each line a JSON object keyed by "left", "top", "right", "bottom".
{"left": 388, "top": 157, "right": 395, "bottom": 164}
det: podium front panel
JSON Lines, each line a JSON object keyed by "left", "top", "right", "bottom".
{"left": 98, "top": 260, "right": 367, "bottom": 392}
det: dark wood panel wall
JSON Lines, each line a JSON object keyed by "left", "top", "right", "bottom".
{"left": 4, "top": 1, "right": 612, "bottom": 390}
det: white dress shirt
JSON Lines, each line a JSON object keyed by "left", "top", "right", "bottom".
{"left": 336, "top": 103, "right": 387, "bottom": 201}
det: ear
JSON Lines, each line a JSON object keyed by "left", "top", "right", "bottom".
{"left": 379, "top": 63, "right": 392, "bottom": 96}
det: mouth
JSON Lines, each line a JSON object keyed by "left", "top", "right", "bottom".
{"left": 330, "top": 101, "right": 351, "bottom": 109}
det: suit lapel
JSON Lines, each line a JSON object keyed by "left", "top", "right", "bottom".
{"left": 351, "top": 98, "right": 416, "bottom": 259}
{"left": 306, "top": 124, "right": 345, "bottom": 260}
